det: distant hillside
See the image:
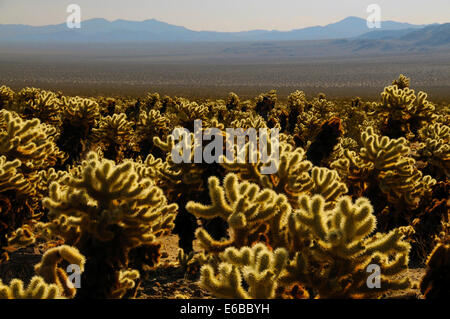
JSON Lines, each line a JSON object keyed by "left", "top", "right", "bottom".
{"left": 400, "top": 23, "right": 450, "bottom": 46}
{"left": 350, "top": 23, "right": 450, "bottom": 52}
{"left": 0, "top": 16, "right": 426, "bottom": 43}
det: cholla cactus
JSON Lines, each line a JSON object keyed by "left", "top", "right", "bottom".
{"left": 379, "top": 76, "right": 436, "bottom": 138}
{"left": 226, "top": 92, "right": 240, "bottom": 110}
{"left": 200, "top": 243, "right": 288, "bottom": 298}
{"left": 392, "top": 74, "right": 410, "bottom": 89}
{"left": 200, "top": 194, "right": 411, "bottom": 299}
{"left": 221, "top": 140, "right": 313, "bottom": 205}
{"left": 167, "top": 98, "right": 209, "bottom": 130}
{"left": 60, "top": 96, "right": 100, "bottom": 127}
{"left": 34, "top": 245, "right": 85, "bottom": 298}
{"left": 0, "top": 156, "right": 38, "bottom": 262}
{"left": 111, "top": 269, "right": 140, "bottom": 299}
{"left": 186, "top": 173, "right": 291, "bottom": 252}
{"left": 91, "top": 113, "right": 135, "bottom": 161}
{"left": 255, "top": 90, "right": 277, "bottom": 120}
{"left": 56, "top": 96, "right": 101, "bottom": 163}
{"left": 420, "top": 243, "right": 450, "bottom": 299}
{"left": 7, "top": 225, "right": 36, "bottom": 247}
{"left": 136, "top": 109, "right": 171, "bottom": 156}
{"left": 0, "top": 156, "right": 33, "bottom": 195}
{"left": 293, "top": 97, "right": 337, "bottom": 148}
{"left": 0, "top": 85, "right": 14, "bottom": 109}
{"left": 309, "top": 167, "right": 348, "bottom": 209}
{"left": 281, "top": 194, "right": 411, "bottom": 298}
{"left": 16, "top": 87, "right": 41, "bottom": 103}
{"left": 267, "top": 91, "right": 305, "bottom": 134}
{"left": 20, "top": 90, "right": 62, "bottom": 127}
{"left": 359, "top": 127, "right": 411, "bottom": 171}
{"left": 287, "top": 90, "right": 306, "bottom": 112}
{"left": 142, "top": 92, "right": 162, "bottom": 111}
{"left": 153, "top": 132, "right": 207, "bottom": 188}
{"left": 42, "top": 152, "right": 178, "bottom": 298}
{"left": 230, "top": 113, "right": 267, "bottom": 130}
{"left": 332, "top": 127, "right": 435, "bottom": 209}
{"left": 221, "top": 140, "right": 346, "bottom": 208}
{"left": 0, "top": 276, "right": 62, "bottom": 299}
{"left": 0, "top": 109, "right": 66, "bottom": 171}
{"left": 418, "top": 123, "right": 450, "bottom": 178}
{"left": 153, "top": 127, "right": 231, "bottom": 254}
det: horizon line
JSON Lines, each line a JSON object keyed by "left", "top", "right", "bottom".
{"left": 0, "top": 15, "right": 437, "bottom": 33}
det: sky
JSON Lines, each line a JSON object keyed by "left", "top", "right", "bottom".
{"left": 0, "top": 0, "right": 449, "bottom": 31}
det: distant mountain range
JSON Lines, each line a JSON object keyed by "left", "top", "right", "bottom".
{"left": 0, "top": 16, "right": 434, "bottom": 43}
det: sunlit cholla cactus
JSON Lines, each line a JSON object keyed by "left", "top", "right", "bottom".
{"left": 34, "top": 245, "right": 85, "bottom": 298}
{"left": 359, "top": 126, "right": 412, "bottom": 171}
{"left": 287, "top": 90, "right": 306, "bottom": 112}
{"left": 229, "top": 113, "right": 267, "bottom": 130}
{"left": 332, "top": 127, "right": 435, "bottom": 209}
{"left": 110, "top": 269, "right": 140, "bottom": 299}
{"left": 132, "top": 154, "right": 166, "bottom": 182}
{"left": 0, "top": 85, "right": 14, "bottom": 109}
{"left": 166, "top": 97, "right": 209, "bottom": 130}
{"left": 0, "top": 109, "right": 66, "bottom": 171}
{"left": 392, "top": 74, "right": 410, "bottom": 89}
{"left": 153, "top": 132, "right": 205, "bottom": 188}
{"left": 136, "top": 109, "right": 171, "bottom": 156}
{"left": 0, "top": 276, "right": 62, "bottom": 299}
{"left": 142, "top": 92, "right": 163, "bottom": 111}
{"left": 293, "top": 95, "right": 337, "bottom": 148}
{"left": 309, "top": 167, "right": 348, "bottom": 209}
{"left": 91, "top": 113, "right": 136, "bottom": 161}
{"left": 281, "top": 194, "right": 411, "bottom": 298}
{"left": 60, "top": 96, "right": 100, "bottom": 128}
{"left": 334, "top": 99, "right": 375, "bottom": 143}
{"left": 0, "top": 156, "right": 33, "bottom": 196}
{"left": 57, "top": 96, "right": 101, "bottom": 162}
{"left": 265, "top": 90, "right": 306, "bottom": 134}
{"left": 96, "top": 96, "right": 117, "bottom": 116}
{"left": 221, "top": 141, "right": 312, "bottom": 205}
{"left": 418, "top": 123, "right": 450, "bottom": 178}
{"left": 186, "top": 173, "right": 291, "bottom": 252}
{"left": 16, "top": 87, "right": 41, "bottom": 102}
{"left": 7, "top": 224, "right": 36, "bottom": 248}
{"left": 42, "top": 152, "right": 178, "bottom": 298}
{"left": 255, "top": 90, "right": 277, "bottom": 121}
{"left": 35, "top": 167, "right": 69, "bottom": 198}
{"left": 329, "top": 137, "right": 359, "bottom": 164}
{"left": 0, "top": 156, "right": 37, "bottom": 262}
{"left": 200, "top": 243, "right": 288, "bottom": 298}
{"left": 202, "top": 99, "right": 227, "bottom": 121}
{"left": 153, "top": 126, "right": 231, "bottom": 254}
{"left": 379, "top": 75, "right": 436, "bottom": 138}
{"left": 221, "top": 137, "right": 347, "bottom": 208}
{"left": 19, "top": 89, "right": 62, "bottom": 127}
{"left": 199, "top": 194, "right": 411, "bottom": 299}
{"left": 43, "top": 151, "right": 178, "bottom": 246}
{"left": 226, "top": 92, "right": 240, "bottom": 110}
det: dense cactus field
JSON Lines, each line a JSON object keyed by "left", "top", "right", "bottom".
{"left": 0, "top": 74, "right": 448, "bottom": 299}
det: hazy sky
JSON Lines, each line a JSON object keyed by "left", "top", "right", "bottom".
{"left": 0, "top": 0, "right": 449, "bottom": 31}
